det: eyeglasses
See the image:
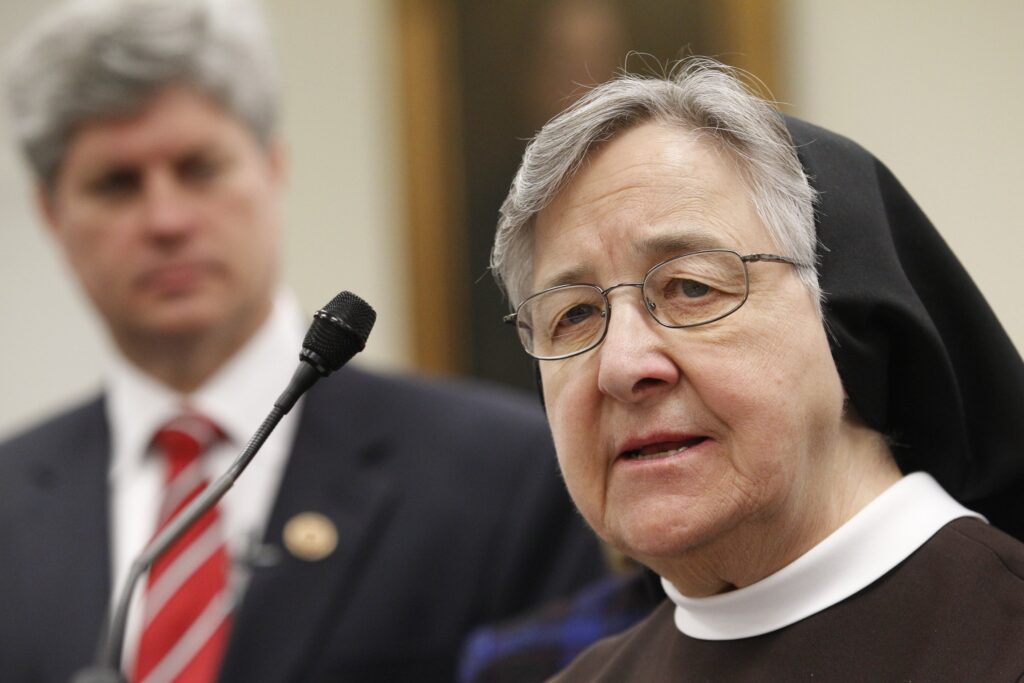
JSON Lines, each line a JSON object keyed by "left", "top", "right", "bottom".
{"left": 503, "top": 249, "right": 808, "bottom": 360}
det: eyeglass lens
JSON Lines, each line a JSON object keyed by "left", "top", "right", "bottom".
{"left": 516, "top": 250, "right": 749, "bottom": 359}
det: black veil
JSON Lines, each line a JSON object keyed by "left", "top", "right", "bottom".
{"left": 787, "top": 118, "right": 1024, "bottom": 541}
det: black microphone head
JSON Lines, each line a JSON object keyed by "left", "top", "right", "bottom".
{"left": 301, "top": 291, "right": 376, "bottom": 376}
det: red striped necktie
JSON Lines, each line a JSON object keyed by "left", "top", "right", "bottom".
{"left": 133, "top": 415, "right": 232, "bottom": 683}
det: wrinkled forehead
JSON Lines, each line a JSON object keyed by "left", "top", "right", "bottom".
{"left": 527, "top": 122, "right": 767, "bottom": 292}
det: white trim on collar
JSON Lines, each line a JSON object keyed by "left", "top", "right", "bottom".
{"left": 661, "top": 472, "right": 983, "bottom": 640}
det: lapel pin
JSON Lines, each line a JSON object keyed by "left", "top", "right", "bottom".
{"left": 283, "top": 511, "right": 338, "bottom": 562}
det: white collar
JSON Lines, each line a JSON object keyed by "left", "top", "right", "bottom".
{"left": 661, "top": 472, "right": 983, "bottom": 640}
{"left": 106, "top": 290, "right": 306, "bottom": 474}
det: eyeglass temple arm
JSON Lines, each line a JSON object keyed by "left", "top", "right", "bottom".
{"left": 744, "top": 253, "right": 795, "bottom": 264}
{"left": 502, "top": 313, "right": 517, "bottom": 324}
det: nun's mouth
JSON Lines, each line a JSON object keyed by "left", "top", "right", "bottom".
{"left": 620, "top": 436, "right": 708, "bottom": 461}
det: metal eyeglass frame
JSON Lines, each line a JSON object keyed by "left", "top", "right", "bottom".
{"left": 502, "top": 249, "right": 809, "bottom": 361}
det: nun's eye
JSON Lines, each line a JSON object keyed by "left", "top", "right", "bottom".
{"left": 677, "top": 279, "right": 711, "bottom": 298}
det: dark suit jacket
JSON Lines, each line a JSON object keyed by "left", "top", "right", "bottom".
{"left": 0, "top": 366, "right": 605, "bottom": 682}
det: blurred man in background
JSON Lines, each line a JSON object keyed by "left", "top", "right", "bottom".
{"left": 0, "top": 1, "right": 604, "bottom": 681}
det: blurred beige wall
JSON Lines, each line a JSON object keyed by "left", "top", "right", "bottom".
{"left": 0, "top": 0, "right": 410, "bottom": 439}
{"left": 1, "top": 0, "right": 1021, "bottom": 439}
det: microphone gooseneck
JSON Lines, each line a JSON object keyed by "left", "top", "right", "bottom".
{"left": 74, "top": 291, "right": 376, "bottom": 683}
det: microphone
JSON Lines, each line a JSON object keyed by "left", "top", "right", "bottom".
{"left": 72, "top": 291, "right": 376, "bottom": 683}
{"left": 275, "top": 290, "right": 377, "bottom": 413}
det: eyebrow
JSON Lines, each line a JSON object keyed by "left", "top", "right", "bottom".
{"left": 537, "top": 228, "right": 727, "bottom": 291}
{"left": 633, "top": 230, "right": 726, "bottom": 260}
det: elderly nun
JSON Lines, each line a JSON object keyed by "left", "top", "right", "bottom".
{"left": 492, "top": 58, "right": 1024, "bottom": 680}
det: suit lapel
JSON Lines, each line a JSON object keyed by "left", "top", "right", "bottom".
{"left": 23, "top": 398, "right": 112, "bottom": 680}
{"left": 219, "top": 373, "right": 397, "bottom": 683}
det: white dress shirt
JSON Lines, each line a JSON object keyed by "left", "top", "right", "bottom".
{"left": 662, "top": 472, "right": 984, "bottom": 640}
{"left": 106, "top": 291, "right": 307, "bottom": 669}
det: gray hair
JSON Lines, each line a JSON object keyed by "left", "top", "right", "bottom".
{"left": 491, "top": 58, "right": 820, "bottom": 312}
{"left": 4, "top": 0, "right": 278, "bottom": 188}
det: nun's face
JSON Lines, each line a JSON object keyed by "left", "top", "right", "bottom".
{"left": 532, "top": 123, "right": 848, "bottom": 592}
